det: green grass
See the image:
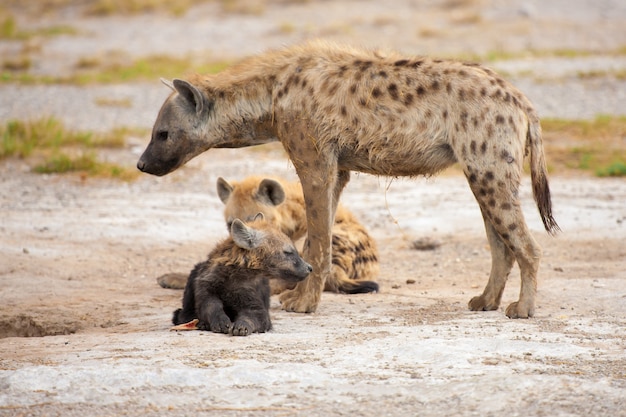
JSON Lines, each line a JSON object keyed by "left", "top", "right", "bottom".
{"left": 0, "top": 12, "right": 77, "bottom": 40}
{"left": 1, "top": 54, "right": 231, "bottom": 85}
{"left": 1, "top": 117, "right": 141, "bottom": 180}
{"left": 542, "top": 115, "right": 626, "bottom": 177}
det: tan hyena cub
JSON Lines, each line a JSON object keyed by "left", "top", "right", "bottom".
{"left": 138, "top": 40, "right": 560, "bottom": 318}
{"left": 216, "top": 176, "right": 380, "bottom": 294}
{"left": 172, "top": 214, "right": 312, "bottom": 336}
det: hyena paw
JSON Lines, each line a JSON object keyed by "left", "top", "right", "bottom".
{"left": 156, "top": 272, "right": 187, "bottom": 289}
{"left": 468, "top": 295, "right": 499, "bottom": 312}
{"left": 208, "top": 316, "right": 233, "bottom": 334}
{"left": 231, "top": 319, "right": 254, "bottom": 336}
{"left": 279, "top": 288, "right": 318, "bottom": 313}
{"left": 505, "top": 301, "right": 534, "bottom": 319}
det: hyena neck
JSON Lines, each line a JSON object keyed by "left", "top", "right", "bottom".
{"left": 189, "top": 60, "right": 283, "bottom": 148}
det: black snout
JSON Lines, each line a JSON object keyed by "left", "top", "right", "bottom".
{"left": 305, "top": 263, "right": 313, "bottom": 273}
{"left": 137, "top": 159, "right": 146, "bottom": 172}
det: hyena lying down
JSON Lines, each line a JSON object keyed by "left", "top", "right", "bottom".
{"left": 138, "top": 40, "right": 559, "bottom": 318}
{"left": 217, "top": 175, "right": 379, "bottom": 294}
{"left": 172, "top": 214, "right": 312, "bottom": 336}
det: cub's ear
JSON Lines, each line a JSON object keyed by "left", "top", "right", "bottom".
{"left": 216, "top": 177, "right": 234, "bottom": 204}
{"left": 231, "top": 219, "right": 263, "bottom": 250}
{"left": 257, "top": 178, "right": 285, "bottom": 206}
{"left": 252, "top": 212, "right": 265, "bottom": 222}
{"left": 160, "top": 78, "right": 175, "bottom": 91}
{"left": 172, "top": 78, "right": 205, "bottom": 116}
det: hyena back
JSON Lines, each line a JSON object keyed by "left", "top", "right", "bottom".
{"left": 138, "top": 40, "right": 559, "bottom": 318}
{"left": 217, "top": 175, "right": 379, "bottom": 294}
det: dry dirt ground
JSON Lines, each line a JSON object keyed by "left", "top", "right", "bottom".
{"left": 1, "top": 1, "right": 626, "bottom": 416}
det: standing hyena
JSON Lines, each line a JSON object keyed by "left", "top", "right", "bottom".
{"left": 172, "top": 214, "right": 312, "bottom": 336}
{"left": 216, "top": 175, "right": 380, "bottom": 294}
{"left": 137, "top": 40, "right": 559, "bottom": 318}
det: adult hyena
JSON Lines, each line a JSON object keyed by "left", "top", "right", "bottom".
{"left": 137, "top": 40, "right": 559, "bottom": 318}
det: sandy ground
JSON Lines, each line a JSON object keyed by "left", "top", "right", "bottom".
{"left": 1, "top": 1, "right": 625, "bottom": 416}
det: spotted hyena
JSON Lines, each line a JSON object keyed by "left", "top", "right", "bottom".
{"left": 138, "top": 40, "right": 559, "bottom": 319}
{"left": 172, "top": 214, "right": 312, "bottom": 336}
{"left": 217, "top": 175, "right": 379, "bottom": 294}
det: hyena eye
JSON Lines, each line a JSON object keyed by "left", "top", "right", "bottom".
{"left": 283, "top": 248, "right": 295, "bottom": 256}
{"left": 156, "top": 130, "right": 168, "bottom": 141}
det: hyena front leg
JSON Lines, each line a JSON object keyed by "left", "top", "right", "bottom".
{"left": 468, "top": 209, "right": 516, "bottom": 311}
{"left": 279, "top": 138, "right": 337, "bottom": 313}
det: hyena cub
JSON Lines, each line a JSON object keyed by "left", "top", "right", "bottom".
{"left": 172, "top": 214, "right": 312, "bottom": 336}
{"left": 217, "top": 176, "right": 379, "bottom": 294}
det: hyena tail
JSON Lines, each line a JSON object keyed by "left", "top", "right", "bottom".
{"left": 327, "top": 265, "right": 379, "bottom": 294}
{"left": 528, "top": 116, "right": 561, "bottom": 235}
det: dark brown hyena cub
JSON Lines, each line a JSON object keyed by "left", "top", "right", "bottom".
{"left": 172, "top": 214, "right": 312, "bottom": 336}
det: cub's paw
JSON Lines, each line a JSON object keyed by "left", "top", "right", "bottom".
{"left": 156, "top": 273, "right": 187, "bottom": 289}
{"left": 231, "top": 319, "right": 254, "bottom": 337}
{"left": 208, "top": 315, "right": 233, "bottom": 334}
{"left": 279, "top": 288, "right": 318, "bottom": 313}
{"left": 468, "top": 295, "right": 499, "bottom": 312}
{"left": 505, "top": 301, "right": 534, "bottom": 319}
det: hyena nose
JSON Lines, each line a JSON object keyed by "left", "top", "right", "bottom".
{"left": 306, "top": 263, "right": 313, "bottom": 273}
{"left": 136, "top": 159, "right": 146, "bottom": 172}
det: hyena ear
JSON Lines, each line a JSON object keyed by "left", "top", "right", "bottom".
{"left": 252, "top": 212, "right": 265, "bottom": 221}
{"left": 216, "top": 177, "right": 234, "bottom": 204}
{"left": 160, "top": 78, "right": 175, "bottom": 91}
{"left": 172, "top": 78, "right": 205, "bottom": 116}
{"left": 257, "top": 179, "right": 285, "bottom": 206}
{"left": 231, "top": 219, "right": 263, "bottom": 250}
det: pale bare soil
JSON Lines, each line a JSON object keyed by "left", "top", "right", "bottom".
{"left": 1, "top": 1, "right": 625, "bottom": 416}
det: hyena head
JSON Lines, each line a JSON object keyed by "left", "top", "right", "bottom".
{"left": 137, "top": 79, "right": 213, "bottom": 176}
{"left": 231, "top": 214, "right": 312, "bottom": 282}
{"left": 217, "top": 176, "right": 287, "bottom": 231}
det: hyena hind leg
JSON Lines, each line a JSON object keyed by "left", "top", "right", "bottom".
{"left": 468, "top": 211, "right": 516, "bottom": 312}
{"left": 467, "top": 176, "right": 542, "bottom": 318}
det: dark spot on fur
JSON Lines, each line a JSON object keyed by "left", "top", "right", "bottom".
{"left": 431, "top": 79, "right": 440, "bottom": 90}
{"left": 359, "top": 98, "right": 368, "bottom": 107}
{"left": 459, "top": 69, "right": 467, "bottom": 77}
{"left": 372, "top": 87, "right": 382, "bottom": 98}
{"left": 412, "top": 60, "right": 424, "bottom": 68}
{"left": 508, "top": 223, "right": 517, "bottom": 231}
{"left": 496, "top": 114, "right": 505, "bottom": 124}
{"left": 488, "top": 198, "right": 496, "bottom": 207}
{"left": 470, "top": 141, "right": 476, "bottom": 154}
{"left": 480, "top": 142, "right": 487, "bottom": 154}
{"left": 350, "top": 84, "right": 358, "bottom": 94}
{"left": 501, "top": 202, "right": 511, "bottom": 210}
{"left": 480, "top": 87, "right": 487, "bottom": 97}
{"left": 494, "top": 217, "right": 502, "bottom": 225}
{"left": 468, "top": 173, "right": 477, "bottom": 183}
{"left": 487, "top": 124, "right": 494, "bottom": 138}
{"left": 394, "top": 59, "right": 409, "bottom": 66}
{"left": 388, "top": 83, "right": 399, "bottom": 100}
{"left": 501, "top": 233, "right": 510, "bottom": 240}
{"left": 485, "top": 171, "right": 494, "bottom": 181}
{"left": 446, "top": 82, "right": 452, "bottom": 93}
{"left": 404, "top": 93, "right": 414, "bottom": 106}
{"left": 442, "top": 109, "right": 448, "bottom": 119}
{"left": 458, "top": 89, "right": 466, "bottom": 101}
{"left": 378, "top": 70, "right": 388, "bottom": 78}
{"left": 416, "top": 85, "right": 426, "bottom": 95}
{"left": 341, "top": 106, "right": 347, "bottom": 116}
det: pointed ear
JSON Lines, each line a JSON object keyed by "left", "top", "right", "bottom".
{"left": 160, "top": 78, "right": 175, "bottom": 91}
{"left": 231, "top": 219, "right": 263, "bottom": 250}
{"left": 216, "top": 177, "right": 234, "bottom": 204}
{"left": 257, "top": 179, "right": 285, "bottom": 206}
{"left": 252, "top": 212, "right": 265, "bottom": 222}
{"left": 172, "top": 78, "right": 205, "bottom": 115}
